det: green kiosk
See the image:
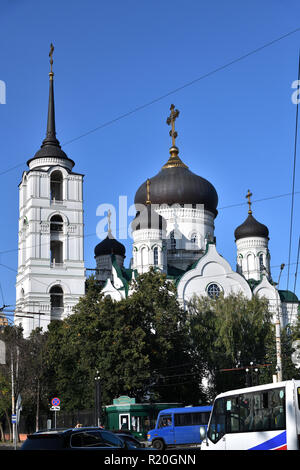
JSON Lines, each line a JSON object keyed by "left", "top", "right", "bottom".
{"left": 104, "top": 396, "right": 181, "bottom": 440}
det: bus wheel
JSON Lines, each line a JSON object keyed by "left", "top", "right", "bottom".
{"left": 152, "top": 439, "right": 165, "bottom": 450}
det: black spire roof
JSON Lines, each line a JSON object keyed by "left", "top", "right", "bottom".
{"left": 27, "top": 48, "right": 74, "bottom": 168}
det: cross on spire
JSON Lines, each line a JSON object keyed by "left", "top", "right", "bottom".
{"left": 246, "top": 189, "right": 253, "bottom": 214}
{"left": 166, "top": 104, "right": 180, "bottom": 147}
{"left": 49, "top": 43, "right": 54, "bottom": 77}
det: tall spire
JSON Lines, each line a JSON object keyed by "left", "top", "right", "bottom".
{"left": 27, "top": 44, "right": 75, "bottom": 167}
{"left": 41, "top": 43, "right": 61, "bottom": 149}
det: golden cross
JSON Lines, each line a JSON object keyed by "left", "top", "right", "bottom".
{"left": 246, "top": 189, "right": 252, "bottom": 214}
{"left": 146, "top": 178, "right": 151, "bottom": 205}
{"left": 49, "top": 43, "right": 54, "bottom": 74}
{"left": 166, "top": 104, "right": 180, "bottom": 147}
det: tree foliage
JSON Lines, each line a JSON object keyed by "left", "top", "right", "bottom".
{"left": 44, "top": 270, "right": 195, "bottom": 409}
{"left": 188, "top": 293, "right": 275, "bottom": 398}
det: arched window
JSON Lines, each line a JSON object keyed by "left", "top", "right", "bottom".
{"left": 141, "top": 247, "right": 148, "bottom": 269}
{"left": 170, "top": 230, "right": 176, "bottom": 250}
{"left": 153, "top": 247, "right": 158, "bottom": 266}
{"left": 50, "top": 240, "right": 63, "bottom": 266}
{"left": 190, "top": 234, "right": 196, "bottom": 243}
{"left": 50, "top": 214, "right": 63, "bottom": 232}
{"left": 259, "top": 254, "right": 264, "bottom": 272}
{"left": 247, "top": 253, "right": 255, "bottom": 274}
{"left": 50, "top": 170, "right": 63, "bottom": 201}
{"left": 50, "top": 285, "right": 64, "bottom": 312}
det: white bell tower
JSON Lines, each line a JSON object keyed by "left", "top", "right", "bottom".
{"left": 234, "top": 191, "right": 270, "bottom": 282}
{"left": 15, "top": 45, "right": 85, "bottom": 337}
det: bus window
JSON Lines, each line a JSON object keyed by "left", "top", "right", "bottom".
{"left": 225, "top": 396, "right": 240, "bottom": 432}
{"left": 174, "top": 413, "right": 192, "bottom": 426}
{"left": 157, "top": 415, "right": 172, "bottom": 428}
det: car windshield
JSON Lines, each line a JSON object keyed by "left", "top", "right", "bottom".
{"left": 70, "top": 430, "right": 124, "bottom": 448}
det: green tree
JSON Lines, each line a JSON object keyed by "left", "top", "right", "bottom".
{"left": 45, "top": 270, "right": 201, "bottom": 410}
{"left": 188, "top": 293, "right": 274, "bottom": 399}
{"left": 24, "top": 328, "right": 50, "bottom": 431}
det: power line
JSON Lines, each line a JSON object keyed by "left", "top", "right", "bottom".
{"left": 287, "top": 52, "right": 300, "bottom": 291}
{"left": 1, "top": 27, "right": 300, "bottom": 178}
{"left": 0, "top": 189, "right": 298, "bottom": 258}
{"left": 60, "top": 27, "right": 300, "bottom": 147}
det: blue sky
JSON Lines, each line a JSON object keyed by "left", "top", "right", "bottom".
{"left": 0, "top": 0, "right": 299, "bottom": 312}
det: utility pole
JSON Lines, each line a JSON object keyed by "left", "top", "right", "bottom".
{"left": 94, "top": 370, "right": 101, "bottom": 427}
{"left": 11, "top": 350, "right": 16, "bottom": 449}
{"left": 275, "top": 263, "right": 285, "bottom": 382}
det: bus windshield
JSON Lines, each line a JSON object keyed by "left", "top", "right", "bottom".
{"left": 207, "top": 387, "right": 286, "bottom": 444}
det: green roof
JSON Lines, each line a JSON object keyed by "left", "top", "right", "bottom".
{"left": 278, "top": 290, "right": 299, "bottom": 303}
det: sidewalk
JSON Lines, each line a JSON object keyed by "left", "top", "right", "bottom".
{"left": 0, "top": 442, "right": 22, "bottom": 450}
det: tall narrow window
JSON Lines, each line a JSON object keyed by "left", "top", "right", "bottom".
{"left": 170, "top": 230, "right": 176, "bottom": 250}
{"left": 141, "top": 247, "right": 147, "bottom": 270}
{"left": 190, "top": 233, "right": 197, "bottom": 244}
{"left": 50, "top": 170, "right": 63, "bottom": 201}
{"left": 50, "top": 285, "right": 64, "bottom": 314}
{"left": 259, "top": 254, "right": 264, "bottom": 272}
{"left": 50, "top": 240, "right": 63, "bottom": 266}
{"left": 153, "top": 247, "right": 158, "bottom": 266}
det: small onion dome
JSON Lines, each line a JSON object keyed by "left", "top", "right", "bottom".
{"left": 94, "top": 235, "right": 126, "bottom": 258}
{"left": 234, "top": 213, "right": 269, "bottom": 241}
{"left": 134, "top": 147, "right": 218, "bottom": 216}
{"left": 132, "top": 204, "right": 167, "bottom": 232}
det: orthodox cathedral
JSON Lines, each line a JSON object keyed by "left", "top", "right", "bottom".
{"left": 15, "top": 49, "right": 299, "bottom": 338}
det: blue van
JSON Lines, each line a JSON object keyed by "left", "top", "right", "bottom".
{"left": 147, "top": 406, "right": 212, "bottom": 450}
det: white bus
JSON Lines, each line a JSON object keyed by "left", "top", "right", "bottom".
{"left": 200, "top": 380, "right": 300, "bottom": 450}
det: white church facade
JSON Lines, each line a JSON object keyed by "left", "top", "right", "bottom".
{"left": 96, "top": 105, "right": 299, "bottom": 328}
{"left": 14, "top": 55, "right": 299, "bottom": 337}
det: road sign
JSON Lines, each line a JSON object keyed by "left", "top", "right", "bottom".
{"left": 11, "top": 414, "right": 17, "bottom": 424}
{"left": 51, "top": 397, "right": 60, "bottom": 407}
{"left": 50, "top": 406, "right": 60, "bottom": 411}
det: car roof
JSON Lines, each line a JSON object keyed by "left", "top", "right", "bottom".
{"left": 32, "top": 427, "right": 106, "bottom": 436}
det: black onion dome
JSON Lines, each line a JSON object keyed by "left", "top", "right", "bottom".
{"left": 134, "top": 147, "right": 218, "bottom": 216}
{"left": 234, "top": 214, "right": 269, "bottom": 241}
{"left": 94, "top": 236, "right": 126, "bottom": 258}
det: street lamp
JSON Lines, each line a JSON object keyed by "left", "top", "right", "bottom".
{"left": 245, "top": 362, "right": 259, "bottom": 387}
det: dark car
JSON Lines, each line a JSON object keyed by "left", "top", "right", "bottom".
{"left": 20, "top": 427, "right": 130, "bottom": 450}
{"left": 115, "top": 433, "right": 146, "bottom": 448}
